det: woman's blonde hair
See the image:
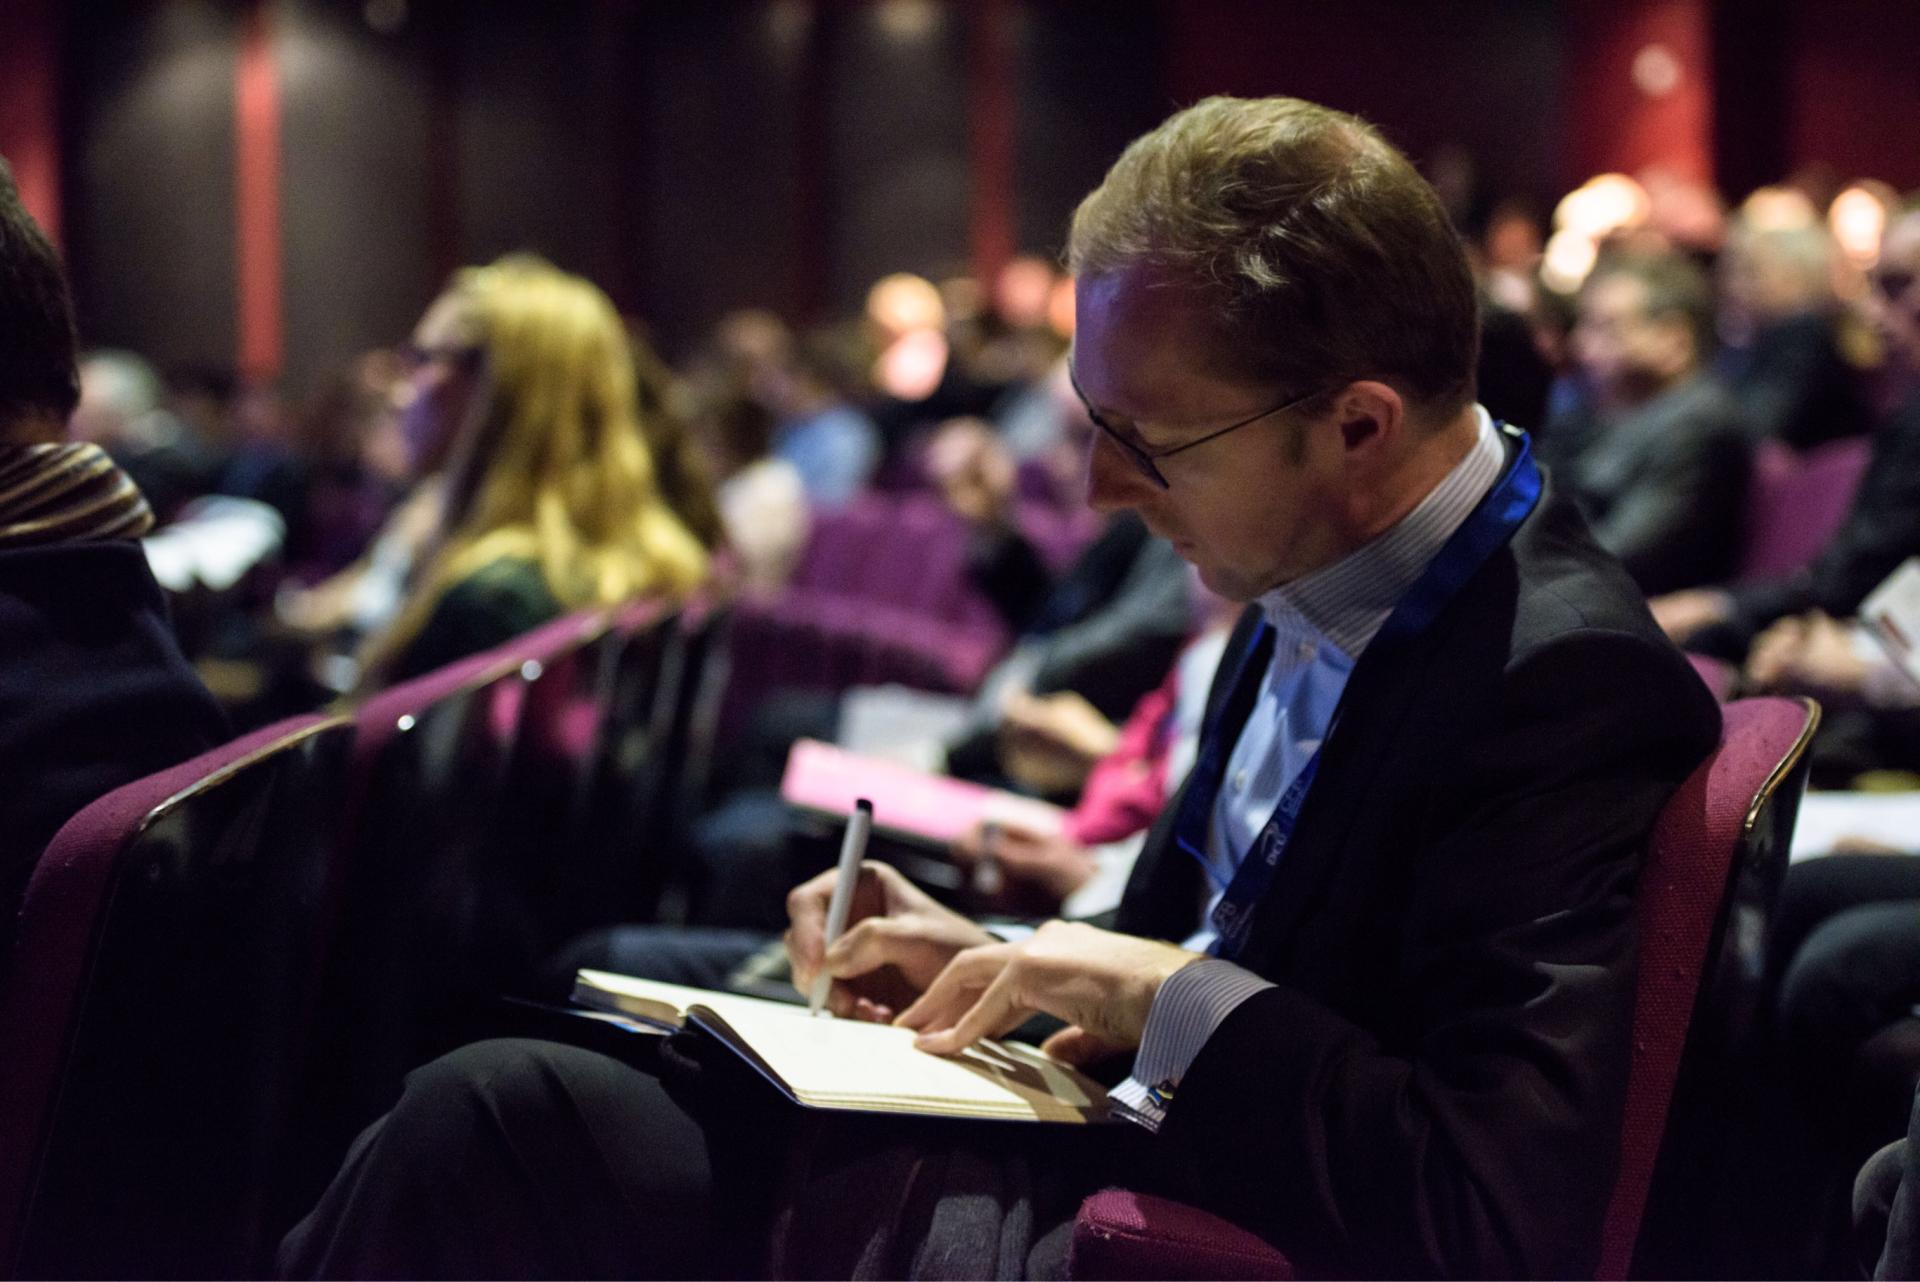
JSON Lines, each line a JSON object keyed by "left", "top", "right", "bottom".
{"left": 367, "top": 256, "right": 708, "bottom": 675}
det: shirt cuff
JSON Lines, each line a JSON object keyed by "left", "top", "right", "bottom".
{"left": 1110, "top": 958, "right": 1274, "bottom": 1131}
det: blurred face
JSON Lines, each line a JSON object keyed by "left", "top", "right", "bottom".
{"left": 396, "top": 292, "right": 483, "bottom": 475}
{"left": 1073, "top": 265, "right": 1351, "bottom": 601}
{"left": 1870, "top": 215, "right": 1920, "bottom": 375}
{"left": 1573, "top": 274, "right": 1691, "bottom": 406}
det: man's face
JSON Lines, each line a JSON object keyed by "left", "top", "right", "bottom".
{"left": 1572, "top": 274, "right": 1689, "bottom": 406}
{"left": 1073, "top": 265, "right": 1350, "bottom": 601}
{"left": 1870, "top": 215, "right": 1920, "bottom": 376}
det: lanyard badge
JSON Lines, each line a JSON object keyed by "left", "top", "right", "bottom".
{"left": 1175, "top": 430, "right": 1544, "bottom": 961}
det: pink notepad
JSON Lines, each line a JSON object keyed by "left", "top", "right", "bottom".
{"left": 780, "top": 739, "right": 1065, "bottom": 844}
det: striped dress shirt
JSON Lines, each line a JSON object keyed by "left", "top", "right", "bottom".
{"left": 1112, "top": 406, "right": 1507, "bottom": 1130}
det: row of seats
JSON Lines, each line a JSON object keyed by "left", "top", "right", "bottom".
{"left": 0, "top": 600, "right": 728, "bottom": 1278}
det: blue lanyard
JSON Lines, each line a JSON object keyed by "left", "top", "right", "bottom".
{"left": 1172, "top": 430, "right": 1544, "bottom": 961}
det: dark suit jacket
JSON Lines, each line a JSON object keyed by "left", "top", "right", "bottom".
{"left": 1538, "top": 375, "right": 1751, "bottom": 595}
{"left": 0, "top": 541, "right": 230, "bottom": 954}
{"left": 1113, "top": 466, "right": 1721, "bottom": 1278}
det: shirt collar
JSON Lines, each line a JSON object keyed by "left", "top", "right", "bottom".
{"left": 1257, "top": 405, "right": 1507, "bottom": 658}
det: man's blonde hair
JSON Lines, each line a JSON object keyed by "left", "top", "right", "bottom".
{"left": 1069, "top": 96, "right": 1479, "bottom": 419}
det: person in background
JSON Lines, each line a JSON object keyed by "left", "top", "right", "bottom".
{"left": 689, "top": 384, "right": 808, "bottom": 593}
{"left": 0, "top": 158, "right": 228, "bottom": 952}
{"left": 630, "top": 325, "right": 726, "bottom": 550}
{"left": 765, "top": 329, "right": 883, "bottom": 508}
{"left": 1536, "top": 250, "right": 1750, "bottom": 595}
{"left": 697, "top": 311, "right": 882, "bottom": 509}
{"left": 927, "top": 414, "right": 1193, "bottom": 763}
{"left": 68, "top": 349, "right": 216, "bottom": 523}
{"left": 1718, "top": 216, "right": 1871, "bottom": 449}
{"left": 285, "top": 349, "right": 408, "bottom": 582}
{"left": 1653, "top": 204, "right": 1920, "bottom": 660}
{"left": 353, "top": 255, "right": 709, "bottom": 687}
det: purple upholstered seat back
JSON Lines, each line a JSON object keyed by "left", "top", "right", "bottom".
{"left": 0, "top": 714, "right": 337, "bottom": 1271}
{"left": 1686, "top": 651, "right": 1738, "bottom": 702}
{"left": 1740, "top": 437, "right": 1871, "bottom": 581}
{"left": 1595, "top": 695, "right": 1816, "bottom": 1278}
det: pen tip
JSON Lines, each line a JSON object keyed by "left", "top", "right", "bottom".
{"left": 855, "top": 798, "right": 874, "bottom": 814}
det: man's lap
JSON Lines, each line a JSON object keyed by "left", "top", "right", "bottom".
{"left": 280, "top": 1037, "right": 1148, "bottom": 1280}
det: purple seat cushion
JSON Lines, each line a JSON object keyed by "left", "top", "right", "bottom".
{"left": 1739, "top": 437, "right": 1871, "bottom": 580}
{"left": 1069, "top": 1189, "right": 1293, "bottom": 1280}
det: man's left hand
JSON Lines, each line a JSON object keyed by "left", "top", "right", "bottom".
{"left": 895, "top": 920, "right": 1200, "bottom": 1057}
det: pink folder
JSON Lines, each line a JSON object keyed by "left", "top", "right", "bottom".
{"left": 779, "top": 739, "right": 1065, "bottom": 844}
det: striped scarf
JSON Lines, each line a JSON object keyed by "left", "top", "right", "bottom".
{"left": 0, "top": 443, "right": 154, "bottom": 550}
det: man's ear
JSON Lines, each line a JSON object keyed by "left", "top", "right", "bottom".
{"left": 1329, "top": 380, "right": 1406, "bottom": 458}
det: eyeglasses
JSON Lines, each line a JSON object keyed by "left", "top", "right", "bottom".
{"left": 1067, "top": 363, "right": 1317, "bottom": 490}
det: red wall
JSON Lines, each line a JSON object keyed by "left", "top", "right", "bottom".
{"left": 0, "top": 0, "right": 62, "bottom": 244}
{"left": 1785, "top": 0, "right": 1920, "bottom": 189}
{"left": 1564, "top": 0, "right": 1715, "bottom": 185}
{"left": 1159, "top": 0, "right": 1567, "bottom": 200}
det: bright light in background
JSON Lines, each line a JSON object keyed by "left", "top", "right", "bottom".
{"left": 1554, "top": 173, "right": 1651, "bottom": 238}
{"left": 1631, "top": 43, "right": 1681, "bottom": 98}
{"left": 1831, "top": 183, "right": 1893, "bottom": 268}
{"left": 865, "top": 272, "right": 945, "bottom": 338}
{"left": 1739, "top": 185, "right": 1818, "bottom": 231}
{"left": 875, "top": 0, "right": 941, "bottom": 42}
{"left": 1541, "top": 228, "right": 1601, "bottom": 295}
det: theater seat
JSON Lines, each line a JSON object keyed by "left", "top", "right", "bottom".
{"left": 0, "top": 714, "right": 352, "bottom": 1279}
{"left": 1740, "top": 438, "right": 1872, "bottom": 581}
{"left": 1066, "top": 696, "right": 1819, "bottom": 1281}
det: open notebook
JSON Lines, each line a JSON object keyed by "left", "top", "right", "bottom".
{"left": 573, "top": 969, "right": 1111, "bottom": 1124}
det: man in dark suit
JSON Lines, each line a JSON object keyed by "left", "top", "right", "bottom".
{"left": 0, "top": 159, "right": 229, "bottom": 954}
{"left": 1536, "top": 251, "right": 1750, "bottom": 595}
{"left": 281, "top": 97, "right": 1718, "bottom": 1280}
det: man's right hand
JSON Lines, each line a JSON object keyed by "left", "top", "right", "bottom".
{"left": 785, "top": 861, "right": 995, "bottom": 1022}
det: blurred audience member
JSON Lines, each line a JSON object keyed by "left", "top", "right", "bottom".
{"left": 288, "top": 349, "right": 408, "bottom": 581}
{"left": 1536, "top": 251, "right": 1749, "bottom": 594}
{"left": 551, "top": 623, "right": 1231, "bottom": 990}
{"left": 767, "top": 331, "right": 882, "bottom": 508}
{"left": 866, "top": 272, "right": 1002, "bottom": 451}
{"left": 926, "top": 415, "right": 1192, "bottom": 759}
{"left": 698, "top": 311, "right": 880, "bottom": 508}
{"left": 691, "top": 386, "right": 808, "bottom": 593}
{"left": 0, "top": 158, "right": 228, "bottom": 948}
{"left": 1718, "top": 216, "right": 1871, "bottom": 448}
{"left": 70, "top": 350, "right": 216, "bottom": 521}
{"left": 1654, "top": 205, "right": 1920, "bottom": 657}
{"left": 630, "top": 327, "right": 725, "bottom": 549}
{"left": 354, "top": 255, "right": 709, "bottom": 687}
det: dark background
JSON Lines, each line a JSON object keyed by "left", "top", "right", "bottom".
{"left": 4, "top": 0, "right": 1919, "bottom": 395}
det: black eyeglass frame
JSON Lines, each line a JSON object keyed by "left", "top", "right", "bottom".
{"left": 1067, "top": 362, "right": 1319, "bottom": 490}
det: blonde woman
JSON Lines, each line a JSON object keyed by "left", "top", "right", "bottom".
{"left": 358, "top": 255, "right": 708, "bottom": 686}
